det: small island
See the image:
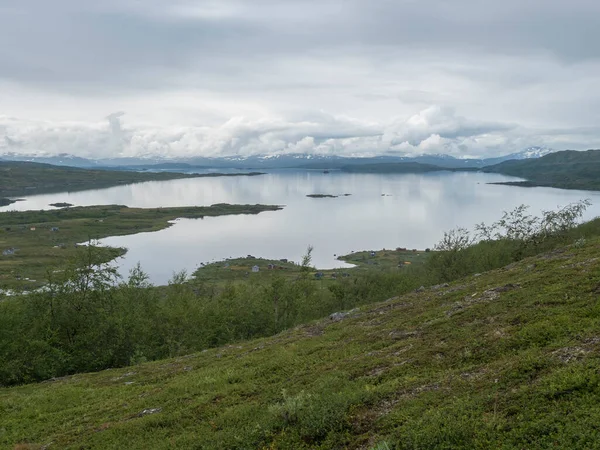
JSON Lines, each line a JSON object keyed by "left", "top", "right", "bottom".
{"left": 306, "top": 193, "right": 352, "bottom": 199}
{"left": 49, "top": 202, "right": 74, "bottom": 208}
{"left": 0, "top": 198, "right": 18, "bottom": 207}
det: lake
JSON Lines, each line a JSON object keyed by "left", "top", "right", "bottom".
{"left": 4, "top": 170, "right": 600, "bottom": 285}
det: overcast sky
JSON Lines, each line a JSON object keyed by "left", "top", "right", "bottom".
{"left": 1, "top": 0, "right": 599, "bottom": 159}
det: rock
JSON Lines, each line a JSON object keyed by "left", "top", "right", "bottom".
{"left": 330, "top": 312, "right": 348, "bottom": 322}
{"left": 329, "top": 308, "right": 359, "bottom": 322}
{"left": 137, "top": 408, "right": 162, "bottom": 417}
{"left": 415, "top": 286, "right": 426, "bottom": 293}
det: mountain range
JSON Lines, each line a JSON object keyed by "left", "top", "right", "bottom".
{"left": 0, "top": 147, "right": 555, "bottom": 170}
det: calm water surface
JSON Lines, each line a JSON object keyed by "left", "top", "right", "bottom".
{"left": 4, "top": 170, "right": 600, "bottom": 285}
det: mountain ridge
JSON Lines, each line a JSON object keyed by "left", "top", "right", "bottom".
{"left": 1, "top": 146, "right": 557, "bottom": 169}
{"left": 484, "top": 149, "right": 600, "bottom": 190}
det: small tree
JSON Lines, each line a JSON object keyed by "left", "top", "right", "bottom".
{"left": 300, "top": 245, "right": 314, "bottom": 274}
{"left": 538, "top": 199, "right": 591, "bottom": 241}
{"left": 435, "top": 228, "right": 475, "bottom": 252}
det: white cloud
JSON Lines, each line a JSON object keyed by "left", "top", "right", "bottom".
{"left": 1, "top": 0, "right": 599, "bottom": 159}
{"left": 2, "top": 106, "right": 592, "bottom": 159}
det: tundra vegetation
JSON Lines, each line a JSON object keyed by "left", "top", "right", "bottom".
{"left": 0, "top": 160, "right": 264, "bottom": 197}
{"left": 0, "top": 203, "right": 282, "bottom": 290}
{"left": 1, "top": 200, "right": 599, "bottom": 449}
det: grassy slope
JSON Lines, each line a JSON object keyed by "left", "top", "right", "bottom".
{"left": 0, "top": 161, "right": 263, "bottom": 197}
{"left": 484, "top": 149, "right": 600, "bottom": 190}
{"left": 0, "top": 204, "right": 282, "bottom": 290}
{"left": 2, "top": 240, "right": 599, "bottom": 449}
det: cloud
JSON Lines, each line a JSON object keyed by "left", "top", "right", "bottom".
{"left": 1, "top": 107, "right": 592, "bottom": 159}
{"left": 0, "top": 0, "right": 599, "bottom": 157}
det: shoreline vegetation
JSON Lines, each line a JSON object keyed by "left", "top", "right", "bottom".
{"left": 1, "top": 202, "right": 599, "bottom": 448}
{"left": 0, "top": 203, "right": 282, "bottom": 290}
{"left": 191, "top": 249, "right": 430, "bottom": 287}
{"left": 0, "top": 160, "right": 265, "bottom": 198}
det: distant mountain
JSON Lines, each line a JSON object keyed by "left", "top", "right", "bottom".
{"left": 0, "top": 152, "right": 97, "bottom": 167}
{"left": 0, "top": 160, "right": 264, "bottom": 198}
{"left": 480, "top": 147, "right": 555, "bottom": 166}
{"left": 340, "top": 162, "right": 477, "bottom": 174}
{"left": 483, "top": 149, "right": 600, "bottom": 191}
{"left": 0, "top": 147, "right": 558, "bottom": 170}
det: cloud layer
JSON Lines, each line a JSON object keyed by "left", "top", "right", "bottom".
{"left": 1, "top": 0, "right": 599, "bottom": 158}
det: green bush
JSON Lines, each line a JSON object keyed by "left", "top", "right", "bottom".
{"left": 1, "top": 202, "right": 597, "bottom": 386}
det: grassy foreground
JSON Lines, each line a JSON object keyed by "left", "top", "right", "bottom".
{"left": 0, "top": 160, "right": 263, "bottom": 198}
{"left": 2, "top": 238, "right": 599, "bottom": 448}
{"left": 0, "top": 204, "right": 282, "bottom": 291}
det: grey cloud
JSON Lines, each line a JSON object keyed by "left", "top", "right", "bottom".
{"left": 2, "top": 0, "right": 600, "bottom": 90}
{"left": 0, "top": 107, "right": 556, "bottom": 159}
{"left": 0, "top": 0, "right": 599, "bottom": 158}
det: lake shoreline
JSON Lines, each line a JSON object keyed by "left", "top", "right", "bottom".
{"left": 4, "top": 170, "right": 599, "bottom": 288}
{"left": 0, "top": 203, "right": 283, "bottom": 291}
{"left": 0, "top": 160, "right": 266, "bottom": 197}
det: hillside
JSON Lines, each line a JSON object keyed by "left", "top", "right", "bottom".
{"left": 339, "top": 162, "right": 476, "bottom": 174}
{"left": 484, "top": 149, "right": 600, "bottom": 190}
{"left": 2, "top": 238, "right": 600, "bottom": 448}
{"left": 0, "top": 161, "right": 263, "bottom": 198}
{"left": 1, "top": 147, "right": 555, "bottom": 170}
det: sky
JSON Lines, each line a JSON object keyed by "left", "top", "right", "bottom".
{"left": 1, "top": 0, "right": 599, "bottom": 159}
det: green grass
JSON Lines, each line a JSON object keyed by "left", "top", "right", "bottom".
{"left": 2, "top": 237, "right": 599, "bottom": 448}
{"left": 191, "top": 249, "right": 430, "bottom": 289}
{"left": 0, "top": 204, "right": 282, "bottom": 291}
{"left": 338, "top": 249, "right": 430, "bottom": 273}
{"left": 193, "top": 257, "right": 304, "bottom": 284}
{"left": 0, "top": 160, "right": 264, "bottom": 198}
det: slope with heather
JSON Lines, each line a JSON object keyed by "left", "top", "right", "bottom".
{"left": 1, "top": 235, "right": 599, "bottom": 449}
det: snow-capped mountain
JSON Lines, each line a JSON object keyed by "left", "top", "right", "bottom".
{"left": 1, "top": 147, "right": 558, "bottom": 170}
{"left": 0, "top": 152, "right": 97, "bottom": 167}
{"left": 478, "top": 147, "right": 556, "bottom": 166}
{"left": 500, "top": 146, "right": 555, "bottom": 160}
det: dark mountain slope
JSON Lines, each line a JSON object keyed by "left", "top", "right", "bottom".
{"left": 484, "top": 149, "right": 600, "bottom": 190}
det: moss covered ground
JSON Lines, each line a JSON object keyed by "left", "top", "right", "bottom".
{"left": 2, "top": 238, "right": 599, "bottom": 449}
